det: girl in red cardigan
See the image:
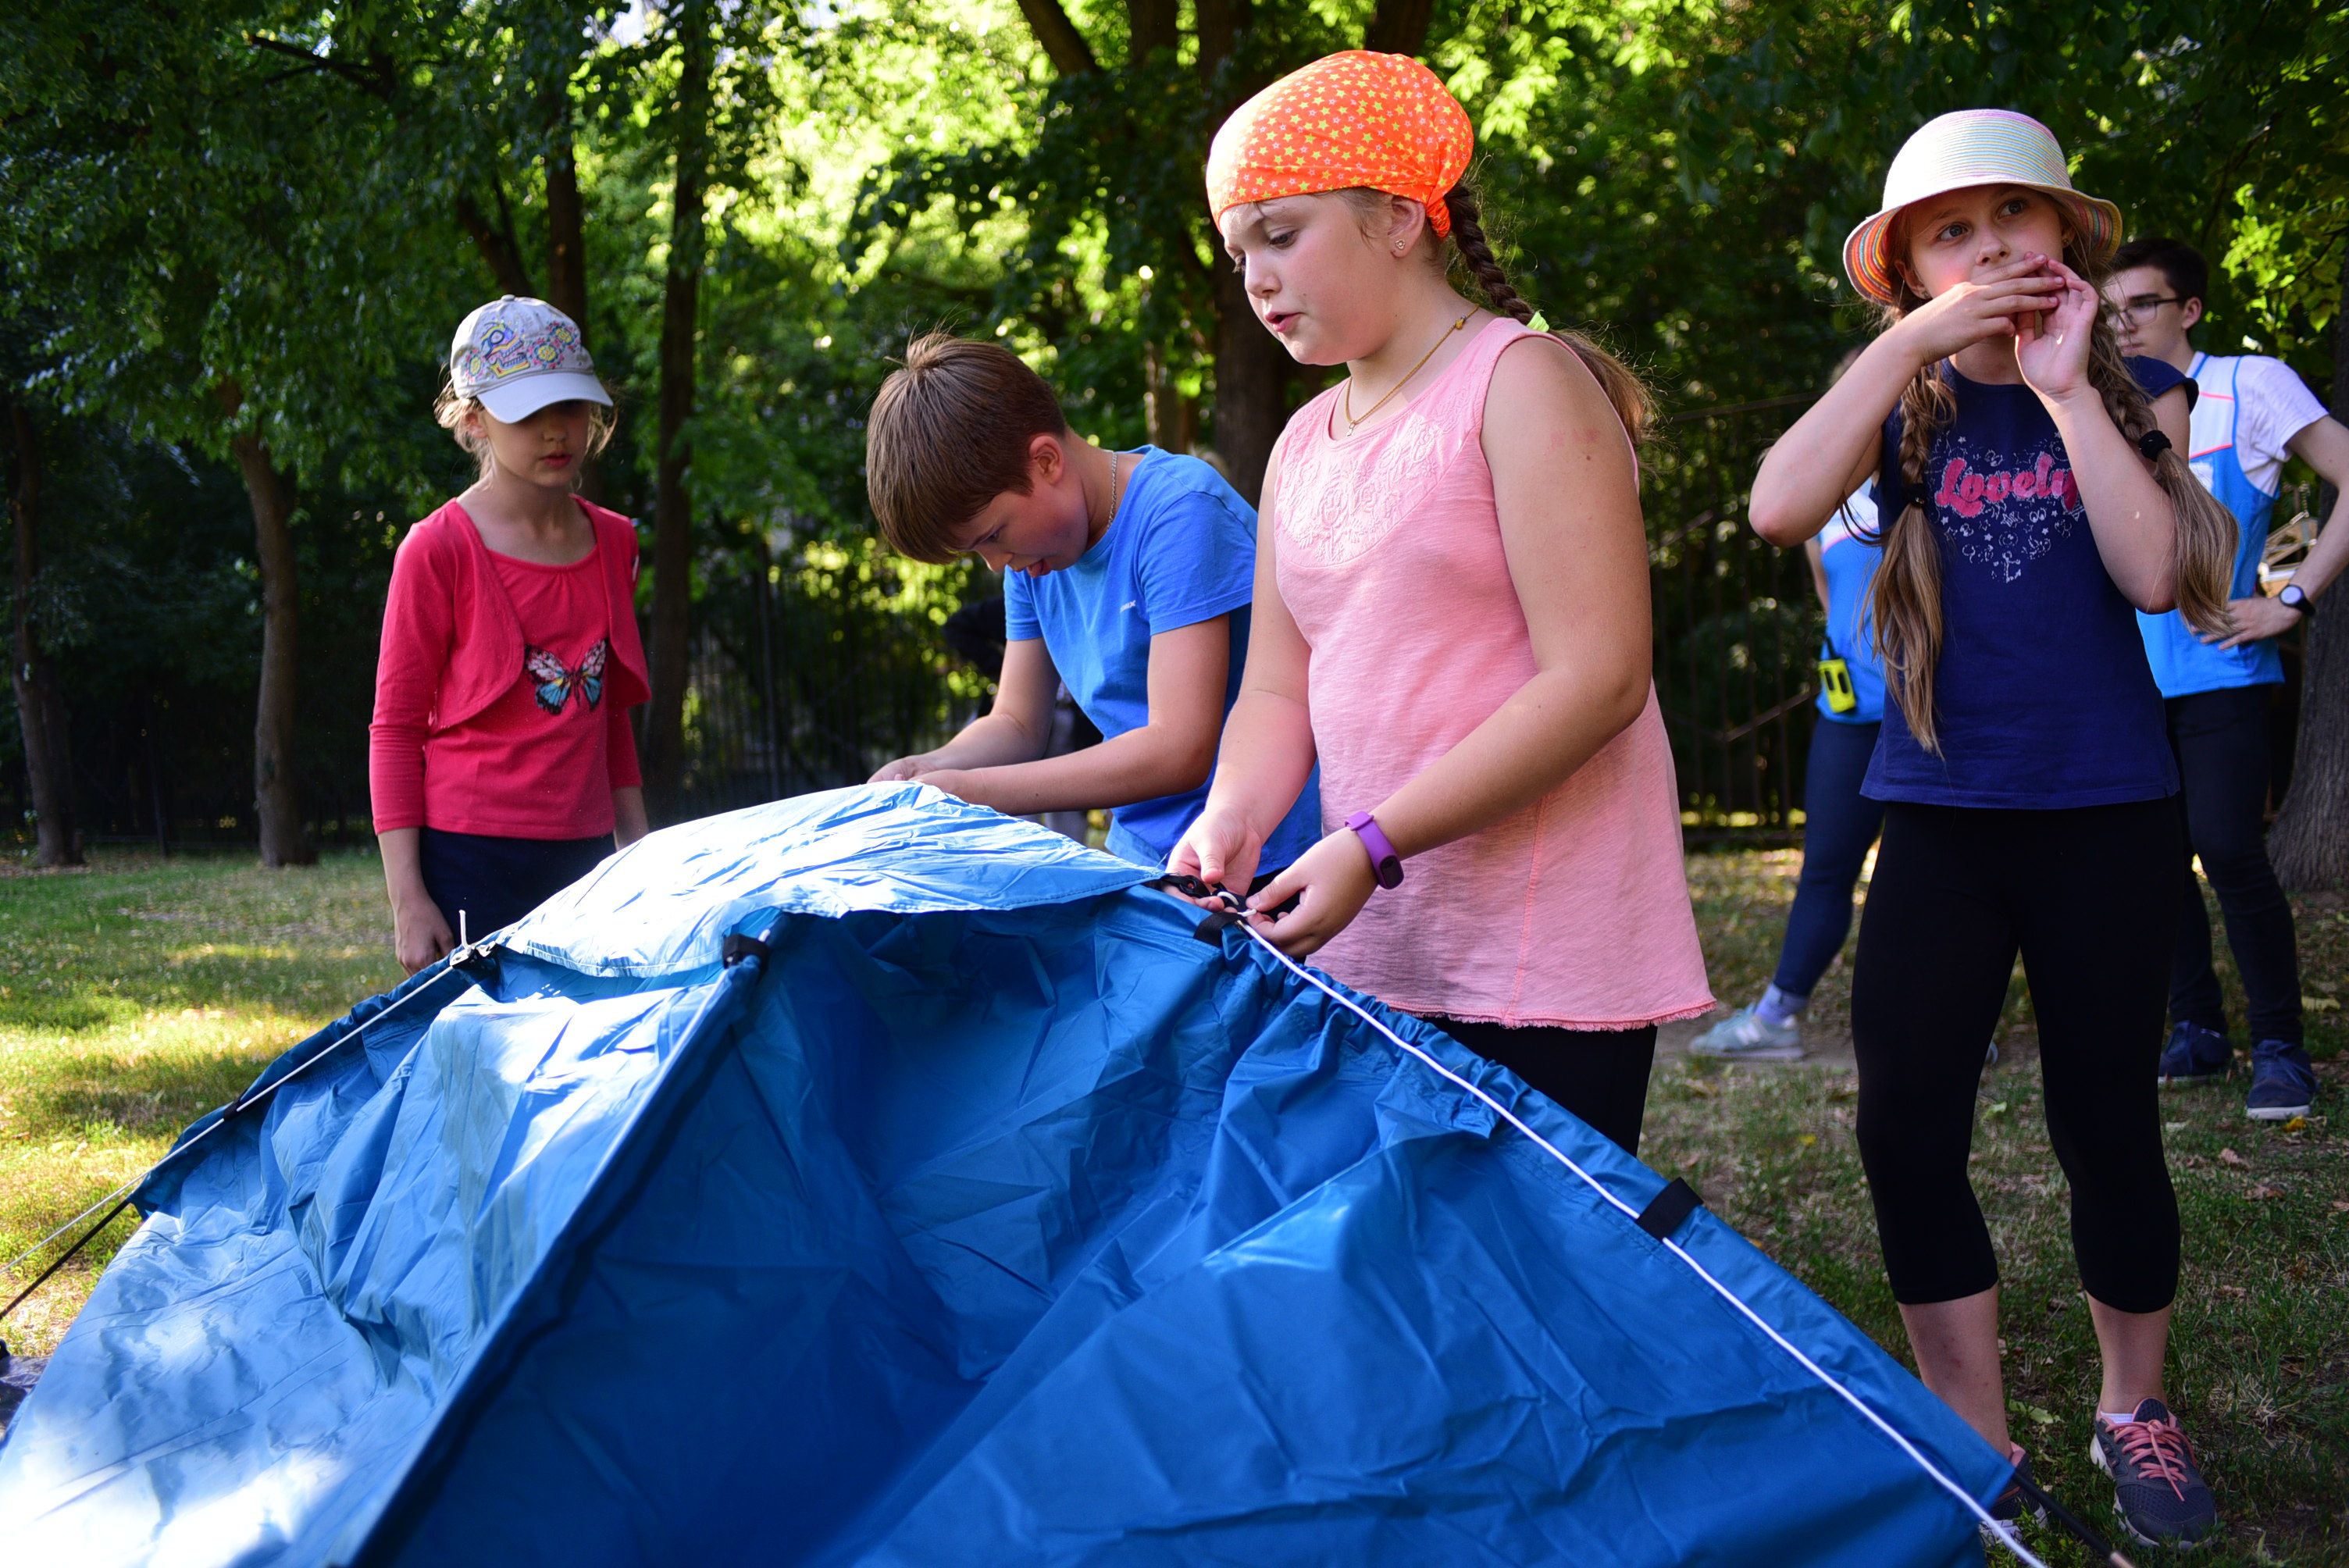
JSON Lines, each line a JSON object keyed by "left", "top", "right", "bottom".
{"left": 371, "top": 297, "right": 651, "bottom": 972}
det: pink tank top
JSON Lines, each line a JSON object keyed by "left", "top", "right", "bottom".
{"left": 1272, "top": 317, "right": 1713, "bottom": 1029}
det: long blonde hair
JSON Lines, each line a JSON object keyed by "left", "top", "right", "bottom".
{"left": 1868, "top": 236, "right": 2234, "bottom": 752}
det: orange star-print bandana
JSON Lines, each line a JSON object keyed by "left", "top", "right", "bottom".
{"left": 1207, "top": 51, "right": 1474, "bottom": 237}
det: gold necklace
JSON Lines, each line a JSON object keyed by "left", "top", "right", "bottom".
{"left": 1343, "top": 315, "right": 1469, "bottom": 433}
{"left": 1103, "top": 449, "right": 1122, "bottom": 529}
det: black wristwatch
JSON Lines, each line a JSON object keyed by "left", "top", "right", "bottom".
{"left": 2279, "top": 583, "right": 2315, "bottom": 619}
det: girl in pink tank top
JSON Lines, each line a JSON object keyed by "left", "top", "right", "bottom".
{"left": 1174, "top": 52, "right": 1711, "bottom": 1155}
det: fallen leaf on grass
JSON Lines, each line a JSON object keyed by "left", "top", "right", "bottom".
{"left": 2245, "top": 1185, "right": 2283, "bottom": 1201}
{"left": 2303, "top": 996, "right": 2340, "bottom": 1013}
{"left": 2329, "top": 1201, "right": 2349, "bottom": 1215}
{"left": 1683, "top": 1078, "right": 1720, "bottom": 1098}
{"left": 2283, "top": 1117, "right": 2308, "bottom": 1132}
{"left": 2219, "top": 1147, "right": 2246, "bottom": 1165}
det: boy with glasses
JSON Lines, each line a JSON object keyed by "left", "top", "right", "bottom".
{"left": 2105, "top": 237, "right": 2349, "bottom": 1120}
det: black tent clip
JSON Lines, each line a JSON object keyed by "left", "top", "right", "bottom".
{"left": 722, "top": 933, "right": 772, "bottom": 968}
{"left": 1635, "top": 1178, "right": 1705, "bottom": 1242}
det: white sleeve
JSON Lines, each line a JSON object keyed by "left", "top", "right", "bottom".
{"left": 2235, "top": 356, "right": 2329, "bottom": 472}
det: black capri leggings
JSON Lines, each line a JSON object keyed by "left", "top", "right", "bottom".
{"left": 1420, "top": 1017, "right": 1658, "bottom": 1157}
{"left": 1851, "top": 800, "right": 2182, "bottom": 1313}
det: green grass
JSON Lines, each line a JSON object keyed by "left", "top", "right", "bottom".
{"left": 2, "top": 843, "right": 2344, "bottom": 1560}
{"left": 0, "top": 848, "right": 400, "bottom": 1356}
{"left": 1653, "top": 846, "right": 2349, "bottom": 1565}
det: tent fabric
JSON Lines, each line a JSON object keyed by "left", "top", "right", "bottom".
{"left": 0, "top": 785, "right": 2008, "bottom": 1566}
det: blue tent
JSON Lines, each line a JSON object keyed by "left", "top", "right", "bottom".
{"left": 0, "top": 786, "right": 2012, "bottom": 1566}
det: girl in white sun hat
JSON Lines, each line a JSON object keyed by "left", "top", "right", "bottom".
{"left": 1750, "top": 109, "right": 2234, "bottom": 1549}
{"left": 369, "top": 297, "right": 651, "bottom": 975}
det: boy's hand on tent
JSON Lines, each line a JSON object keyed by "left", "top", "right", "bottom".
{"left": 1168, "top": 807, "right": 1264, "bottom": 903}
{"left": 1248, "top": 831, "right": 1376, "bottom": 958}
{"left": 393, "top": 895, "right": 454, "bottom": 976}
{"left": 871, "top": 753, "right": 935, "bottom": 784}
{"left": 913, "top": 768, "right": 977, "bottom": 804}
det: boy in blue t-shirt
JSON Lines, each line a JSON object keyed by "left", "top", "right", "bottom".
{"left": 864, "top": 333, "right": 1317, "bottom": 875}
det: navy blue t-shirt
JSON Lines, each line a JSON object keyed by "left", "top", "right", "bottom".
{"left": 1863, "top": 357, "right": 2191, "bottom": 808}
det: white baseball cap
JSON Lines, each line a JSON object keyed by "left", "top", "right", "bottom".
{"left": 448, "top": 296, "right": 612, "bottom": 422}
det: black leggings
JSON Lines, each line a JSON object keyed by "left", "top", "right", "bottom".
{"left": 1850, "top": 800, "right": 2181, "bottom": 1313}
{"left": 2167, "top": 687, "right": 2304, "bottom": 1046}
{"left": 1420, "top": 1017, "right": 1658, "bottom": 1157}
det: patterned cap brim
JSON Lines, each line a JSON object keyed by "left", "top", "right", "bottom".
{"left": 1843, "top": 184, "right": 2123, "bottom": 305}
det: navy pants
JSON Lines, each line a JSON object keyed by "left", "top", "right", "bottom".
{"left": 418, "top": 828, "right": 612, "bottom": 941}
{"left": 2166, "top": 687, "right": 2303, "bottom": 1046}
{"left": 1770, "top": 718, "right": 1884, "bottom": 1000}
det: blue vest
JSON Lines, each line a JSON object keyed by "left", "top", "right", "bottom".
{"left": 2136, "top": 353, "right": 2283, "bottom": 697}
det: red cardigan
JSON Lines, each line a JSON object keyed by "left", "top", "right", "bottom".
{"left": 369, "top": 498, "right": 652, "bottom": 837}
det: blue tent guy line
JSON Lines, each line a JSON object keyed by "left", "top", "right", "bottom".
{"left": 0, "top": 784, "right": 2012, "bottom": 1566}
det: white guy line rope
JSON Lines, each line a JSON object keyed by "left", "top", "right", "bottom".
{"left": 1231, "top": 921, "right": 2048, "bottom": 1568}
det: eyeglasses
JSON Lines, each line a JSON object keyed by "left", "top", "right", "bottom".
{"left": 2105, "top": 294, "right": 2185, "bottom": 324}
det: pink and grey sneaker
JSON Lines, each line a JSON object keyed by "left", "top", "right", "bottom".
{"left": 2091, "top": 1399, "right": 2218, "bottom": 1548}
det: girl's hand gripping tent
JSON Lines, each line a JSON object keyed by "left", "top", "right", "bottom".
{"left": 0, "top": 786, "right": 2014, "bottom": 1566}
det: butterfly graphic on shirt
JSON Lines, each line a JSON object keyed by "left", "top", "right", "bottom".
{"left": 523, "top": 637, "right": 610, "bottom": 715}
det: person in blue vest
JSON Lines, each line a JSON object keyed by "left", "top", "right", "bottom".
{"left": 1691, "top": 485, "right": 1892, "bottom": 1060}
{"left": 2108, "top": 237, "right": 2349, "bottom": 1121}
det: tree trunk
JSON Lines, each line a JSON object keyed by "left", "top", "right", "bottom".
{"left": 1363, "top": 0, "right": 1435, "bottom": 56}
{"left": 1192, "top": 0, "right": 1289, "bottom": 505}
{"left": 8, "top": 401, "right": 81, "bottom": 867}
{"left": 228, "top": 431, "right": 315, "bottom": 867}
{"left": 1143, "top": 341, "right": 1195, "bottom": 453}
{"left": 1207, "top": 262, "right": 1289, "bottom": 504}
{"left": 544, "top": 122, "right": 588, "bottom": 332}
{"left": 2269, "top": 240, "right": 2349, "bottom": 889}
{"left": 640, "top": 3, "right": 713, "bottom": 819}
{"left": 543, "top": 91, "right": 602, "bottom": 501}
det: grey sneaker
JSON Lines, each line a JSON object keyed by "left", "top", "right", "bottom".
{"left": 2244, "top": 1040, "right": 2316, "bottom": 1121}
{"left": 2091, "top": 1399, "right": 2218, "bottom": 1549}
{"left": 1688, "top": 1004, "right": 1803, "bottom": 1061}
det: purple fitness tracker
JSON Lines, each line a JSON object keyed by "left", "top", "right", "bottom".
{"left": 1344, "top": 811, "right": 1404, "bottom": 890}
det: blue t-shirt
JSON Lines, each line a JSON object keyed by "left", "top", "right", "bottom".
{"left": 1862, "top": 357, "right": 2190, "bottom": 808}
{"left": 1004, "top": 447, "right": 1321, "bottom": 868}
{"left": 1816, "top": 487, "right": 1887, "bottom": 725}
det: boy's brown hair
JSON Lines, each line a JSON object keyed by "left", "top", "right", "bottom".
{"left": 867, "top": 333, "right": 1071, "bottom": 563}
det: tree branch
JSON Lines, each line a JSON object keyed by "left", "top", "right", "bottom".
{"left": 1014, "top": 0, "right": 1098, "bottom": 76}
{"left": 244, "top": 34, "right": 397, "bottom": 101}
{"left": 455, "top": 192, "right": 535, "bottom": 297}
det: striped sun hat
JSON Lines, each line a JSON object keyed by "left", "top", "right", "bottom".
{"left": 1842, "top": 109, "right": 2122, "bottom": 305}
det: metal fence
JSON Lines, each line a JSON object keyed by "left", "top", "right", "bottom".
{"left": 1644, "top": 398, "right": 1823, "bottom": 841}
{"left": 668, "top": 404, "right": 1833, "bottom": 838}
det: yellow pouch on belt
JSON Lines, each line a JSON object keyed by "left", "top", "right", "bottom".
{"left": 1817, "top": 657, "right": 1857, "bottom": 715}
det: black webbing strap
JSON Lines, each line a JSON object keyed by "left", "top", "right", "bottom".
{"left": 1635, "top": 1178, "right": 1704, "bottom": 1242}
{"left": 722, "top": 933, "right": 772, "bottom": 968}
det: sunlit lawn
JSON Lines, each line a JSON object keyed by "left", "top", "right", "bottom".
{"left": 0, "top": 848, "right": 399, "bottom": 1357}
{"left": 2, "top": 842, "right": 2344, "bottom": 1562}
